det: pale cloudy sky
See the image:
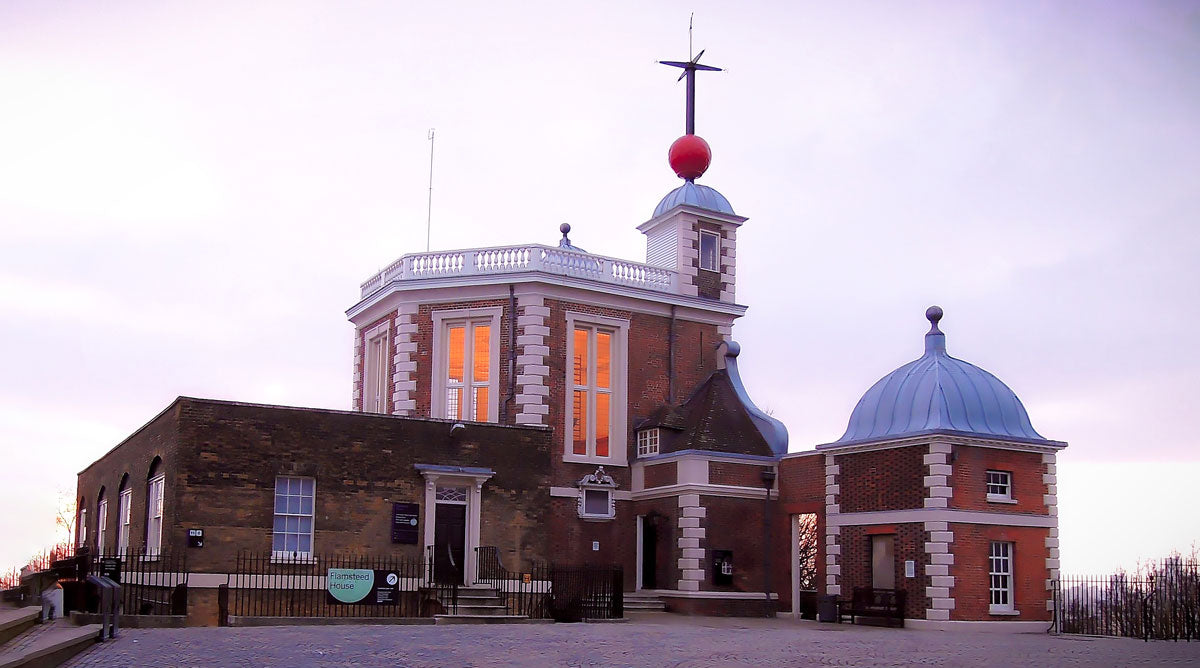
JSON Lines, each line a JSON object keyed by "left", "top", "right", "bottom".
{"left": 1, "top": 1, "right": 1196, "bottom": 575}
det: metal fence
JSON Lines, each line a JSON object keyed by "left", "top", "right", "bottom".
{"left": 475, "top": 546, "right": 623, "bottom": 621}
{"left": 225, "top": 551, "right": 443, "bottom": 621}
{"left": 28, "top": 550, "right": 188, "bottom": 616}
{"left": 1054, "top": 559, "right": 1199, "bottom": 641}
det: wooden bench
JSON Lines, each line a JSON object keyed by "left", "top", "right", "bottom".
{"left": 845, "top": 587, "right": 905, "bottom": 627}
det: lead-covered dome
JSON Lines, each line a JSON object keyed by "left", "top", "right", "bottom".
{"left": 653, "top": 182, "right": 735, "bottom": 218}
{"left": 828, "top": 307, "right": 1057, "bottom": 447}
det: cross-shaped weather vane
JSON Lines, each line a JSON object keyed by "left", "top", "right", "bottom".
{"left": 659, "top": 15, "right": 722, "bottom": 135}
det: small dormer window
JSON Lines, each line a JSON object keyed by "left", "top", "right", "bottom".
{"left": 986, "top": 470, "right": 1014, "bottom": 503}
{"left": 637, "top": 428, "right": 660, "bottom": 457}
{"left": 577, "top": 467, "right": 617, "bottom": 521}
{"left": 699, "top": 231, "right": 720, "bottom": 272}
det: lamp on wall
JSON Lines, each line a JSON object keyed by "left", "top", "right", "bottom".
{"left": 761, "top": 468, "right": 777, "bottom": 604}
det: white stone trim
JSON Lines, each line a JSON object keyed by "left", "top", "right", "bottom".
{"left": 828, "top": 508, "right": 1057, "bottom": 528}
{"left": 818, "top": 433, "right": 1066, "bottom": 456}
{"left": 824, "top": 453, "right": 841, "bottom": 597}
{"left": 676, "top": 493, "right": 706, "bottom": 590}
{"left": 548, "top": 486, "right": 632, "bottom": 501}
{"left": 631, "top": 483, "right": 777, "bottom": 502}
{"left": 906, "top": 619, "right": 1052, "bottom": 633}
{"left": 390, "top": 304, "right": 419, "bottom": 416}
{"left": 514, "top": 292, "right": 548, "bottom": 428}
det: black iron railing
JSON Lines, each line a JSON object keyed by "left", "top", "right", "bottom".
{"left": 1054, "top": 559, "right": 1199, "bottom": 641}
{"left": 475, "top": 546, "right": 623, "bottom": 620}
{"left": 226, "top": 551, "right": 454, "bottom": 620}
{"left": 21, "top": 550, "right": 189, "bottom": 616}
{"left": 476, "top": 546, "right": 550, "bottom": 618}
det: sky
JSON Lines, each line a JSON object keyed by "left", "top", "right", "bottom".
{"left": 1, "top": 1, "right": 1197, "bottom": 576}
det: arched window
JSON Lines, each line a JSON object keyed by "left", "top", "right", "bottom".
{"left": 96, "top": 487, "right": 108, "bottom": 554}
{"left": 117, "top": 474, "right": 131, "bottom": 556}
{"left": 77, "top": 497, "right": 87, "bottom": 550}
{"left": 145, "top": 457, "right": 165, "bottom": 556}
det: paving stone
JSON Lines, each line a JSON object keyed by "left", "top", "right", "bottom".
{"left": 62, "top": 616, "right": 1200, "bottom": 667}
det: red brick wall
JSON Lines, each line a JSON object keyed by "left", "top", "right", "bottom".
{"left": 547, "top": 497, "right": 638, "bottom": 590}
{"left": 949, "top": 523, "right": 1051, "bottom": 621}
{"left": 354, "top": 311, "right": 397, "bottom": 413}
{"left": 838, "top": 523, "right": 927, "bottom": 619}
{"left": 643, "top": 462, "right": 677, "bottom": 488}
{"left": 76, "top": 403, "right": 181, "bottom": 556}
{"left": 703, "top": 495, "right": 773, "bottom": 593}
{"left": 838, "top": 447, "right": 926, "bottom": 512}
{"left": 708, "top": 461, "right": 771, "bottom": 488}
{"left": 950, "top": 446, "right": 1047, "bottom": 514}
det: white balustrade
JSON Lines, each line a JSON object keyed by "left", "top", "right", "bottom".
{"left": 360, "top": 244, "right": 678, "bottom": 298}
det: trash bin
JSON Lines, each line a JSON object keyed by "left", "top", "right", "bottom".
{"left": 42, "top": 582, "right": 64, "bottom": 621}
{"left": 817, "top": 594, "right": 840, "bottom": 623}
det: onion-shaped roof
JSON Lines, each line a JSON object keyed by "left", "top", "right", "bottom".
{"left": 653, "top": 182, "right": 735, "bottom": 218}
{"left": 828, "top": 307, "right": 1058, "bottom": 447}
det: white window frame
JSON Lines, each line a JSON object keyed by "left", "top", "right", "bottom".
{"left": 78, "top": 507, "right": 87, "bottom": 548}
{"left": 699, "top": 230, "right": 720, "bottom": 272}
{"left": 117, "top": 488, "right": 132, "bottom": 555}
{"left": 431, "top": 307, "right": 502, "bottom": 423}
{"left": 986, "top": 470, "right": 1014, "bottom": 503}
{"left": 97, "top": 498, "right": 108, "bottom": 553}
{"left": 637, "top": 428, "right": 660, "bottom": 457}
{"left": 989, "top": 541, "right": 1015, "bottom": 613}
{"left": 362, "top": 321, "right": 391, "bottom": 414}
{"left": 564, "top": 312, "right": 628, "bottom": 466}
{"left": 576, "top": 467, "right": 617, "bottom": 521}
{"left": 272, "top": 476, "right": 316, "bottom": 562}
{"left": 145, "top": 474, "right": 165, "bottom": 557}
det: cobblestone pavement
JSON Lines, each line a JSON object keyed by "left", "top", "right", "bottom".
{"left": 64, "top": 615, "right": 1200, "bottom": 667}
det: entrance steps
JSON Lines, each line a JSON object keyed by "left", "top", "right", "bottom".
{"left": 0, "top": 607, "right": 101, "bottom": 668}
{"left": 433, "top": 585, "right": 534, "bottom": 625}
{"left": 624, "top": 592, "right": 667, "bottom": 613}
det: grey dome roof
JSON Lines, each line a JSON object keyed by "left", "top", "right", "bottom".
{"left": 653, "top": 182, "right": 735, "bottom": 218}
{"left": 829, "top": 307, "right": 1056, "bottom": 447}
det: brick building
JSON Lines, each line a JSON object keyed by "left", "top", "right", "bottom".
{"left": 778, "top": 306, "right": 1066, "bottom": 631}
{"left": 72, "top": 54, "right": 1065, "bottom": 628}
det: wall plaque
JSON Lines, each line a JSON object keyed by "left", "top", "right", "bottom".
{"left": 391, "top": 502, "right": 419, "bottom": 544}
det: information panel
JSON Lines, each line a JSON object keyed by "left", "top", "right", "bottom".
{"left": 391, "top": 502, "right": 420, "bottom": 544}
{"left": 326, "top": 569, "right": 401, "bottom": 605}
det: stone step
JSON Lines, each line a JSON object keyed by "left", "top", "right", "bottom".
{"left": 0, "top": 620, "right": 101, "bottom": 668}
{"left": 433, "top": 614, "right": 531, "bottom": 625}
{"left": 451, "top": 604, "right": 510, "bottom": 616}
{"left": 0, "top": 607, "right": 40, "bottom": 647}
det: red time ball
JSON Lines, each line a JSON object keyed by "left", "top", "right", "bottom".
{"left": 668, "top": 135, "right": 711, "bottom": 180}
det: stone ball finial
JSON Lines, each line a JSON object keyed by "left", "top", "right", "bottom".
{"left": 560, "top": 223, "right": 571, "bottom": 237}
{"left": 926, "top": 305, "right": 944, "bottom": 336}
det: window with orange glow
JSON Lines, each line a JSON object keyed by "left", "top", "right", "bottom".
{"left": 571, "top": 325, "right": 615, "bottom": 459}
{"left": 439, "top": 313, "right": 497, "bottom": 422}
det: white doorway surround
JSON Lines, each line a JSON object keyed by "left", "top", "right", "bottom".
{"left": 415, "top": 464, "right": 494, "bottom": 586}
